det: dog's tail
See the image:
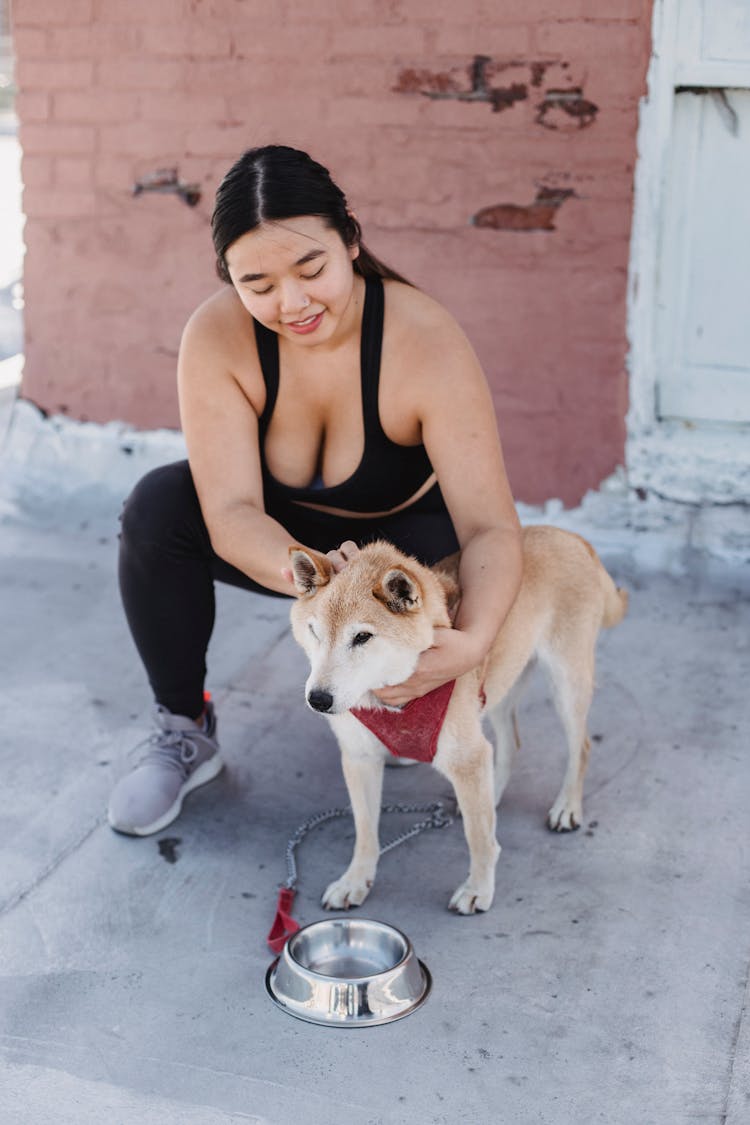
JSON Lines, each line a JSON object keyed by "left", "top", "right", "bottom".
{"left": 602, "top": 580, "right": 629, "bottom": 628}
{"left": 597, "top": 557, "right": 628, "bottom": 628}
{"left": 571, "top": 533, "right": 628, "bottom": 628}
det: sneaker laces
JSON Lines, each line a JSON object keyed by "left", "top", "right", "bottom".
{"left": 128, "top": 727, "right": 202, "bottom": 778}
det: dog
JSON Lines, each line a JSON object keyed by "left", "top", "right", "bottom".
{"left": 289, "top": 527, "right": 627, "bottom": 915}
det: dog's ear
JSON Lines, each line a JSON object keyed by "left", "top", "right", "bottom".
{"left": 288, "top": 546, "right": 333, "bottom": 597}
{"left": 374, "top": 567, "right": 422, "bottom": 613}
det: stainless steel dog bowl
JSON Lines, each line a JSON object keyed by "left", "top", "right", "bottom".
{"left": 266, "top": 918, "right": 431, "bottom": 1027}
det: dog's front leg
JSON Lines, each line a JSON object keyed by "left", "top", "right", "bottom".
{"left": 437, "top": 734, "right": 500, "bottom": 915}
{"left": 322, "top": 723, "right": 385, "bottom": 910}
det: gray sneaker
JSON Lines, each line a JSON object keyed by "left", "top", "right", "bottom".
{"left": 108, "top": 701, "right": 224, "bottom": 836}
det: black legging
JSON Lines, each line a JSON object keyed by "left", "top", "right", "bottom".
{"left": 118, "top": 461, "right": 459, "bottom": 719}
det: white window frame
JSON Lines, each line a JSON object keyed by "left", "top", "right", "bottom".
{"left": 627, "top": 0, "right": 750, "bottom": 503}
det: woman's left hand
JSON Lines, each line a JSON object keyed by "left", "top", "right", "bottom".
{"left": 373, "top": 627, "right": 481, "bottom": 708}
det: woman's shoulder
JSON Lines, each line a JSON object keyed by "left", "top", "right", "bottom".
{"left": 182, "top": 286, "right": 256, "bottom": 355}
{"left": 382, "top": 278, "right": 479, "bottom": 382}
{"left": 383, "top": 278, "right": 463, "bottom": 338}
{"left": 178, "top": 287, "right": 266, "bottom": 415}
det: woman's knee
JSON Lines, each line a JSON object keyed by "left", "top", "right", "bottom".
{"left": 120, "top": 461, "right": 202, "bottom": 548}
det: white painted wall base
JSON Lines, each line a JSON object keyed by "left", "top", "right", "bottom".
{"left": 2, "top": 400, "right": 748, "bottom": 572}
{"left": 0, "top": 399, "right": 187, "bottom": 524}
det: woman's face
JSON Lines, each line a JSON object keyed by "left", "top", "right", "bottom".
{"left": 224, "top": 215, "right": 360, "bottom": 345}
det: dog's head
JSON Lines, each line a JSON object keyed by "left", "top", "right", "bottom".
{"left": 288, "top": 541, "right": 455, "bottom": 715}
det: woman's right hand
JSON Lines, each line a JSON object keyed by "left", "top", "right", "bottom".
{"left": 280, "top": 539, "right": 359, "bottom": 588}
{"left": 324, "top": 540, "right": 360, "bottom": 573}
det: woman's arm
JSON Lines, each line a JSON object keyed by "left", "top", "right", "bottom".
{"left": 177, "top": 296, "right": 304, "bottom": 594}
{"left": 375, "top": 302, "right": 523, "bottom": 705}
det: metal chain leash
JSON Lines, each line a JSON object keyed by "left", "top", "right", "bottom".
{"left": 283, "top": 800, "right": 454, "bottom": 891}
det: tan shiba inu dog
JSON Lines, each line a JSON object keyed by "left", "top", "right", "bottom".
{"left": 289, "top": 527, "right": 628, "bottom": 915}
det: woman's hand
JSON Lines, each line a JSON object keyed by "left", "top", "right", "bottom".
{"left": 281, "top": 540, "right": 360, "bottom": 587}
{"left": 373, "top": 626, "right": 482, "bottom": 708}
{"left": 324, "top": 540, "right": 359, "bottom": 573}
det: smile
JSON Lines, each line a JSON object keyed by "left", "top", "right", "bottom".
{"left": 285, "top": 311, "right": 324, "bottom": 334}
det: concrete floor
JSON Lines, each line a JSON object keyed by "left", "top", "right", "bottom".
{"left": 1, "top": 490, "right": 749, "bottom": 1124}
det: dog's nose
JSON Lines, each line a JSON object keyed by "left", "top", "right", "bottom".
{"left": 308, "top": 689, "right": 334, "bottom": 713}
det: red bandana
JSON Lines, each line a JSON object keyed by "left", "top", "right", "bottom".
{"left": 350, "top": 680, "right": 456, "bottom": 763}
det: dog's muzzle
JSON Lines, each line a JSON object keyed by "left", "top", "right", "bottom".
{"left": 307, "top": 689, "right": 334, "bottom": 714}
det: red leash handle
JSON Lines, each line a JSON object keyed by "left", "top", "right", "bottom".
{"left": 267, "top": 886, "right": 301, "bottom": 954}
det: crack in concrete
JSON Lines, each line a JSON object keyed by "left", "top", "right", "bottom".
{"left": 203, "top": 870, "right": 231, "bottom": 952}
{"left": 723, "top": 949, "right": 750, "bottom": 1123}
{"left": 0, "top": 816, "right": 104, "bottom": 920}
{"left": 0, "top": 1034, "right": 377, "bottom": 1116}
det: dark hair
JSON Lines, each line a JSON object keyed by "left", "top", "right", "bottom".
{"left": 211, "top": 145, "right": 411, "bottom": 286}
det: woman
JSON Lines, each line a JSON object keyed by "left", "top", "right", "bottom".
{"left": 109, "top": 145, "right": 522, "bottom": 836}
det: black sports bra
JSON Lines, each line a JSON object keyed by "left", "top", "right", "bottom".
{"left": 253, "top": 276, "right": 435, "bottom": 514}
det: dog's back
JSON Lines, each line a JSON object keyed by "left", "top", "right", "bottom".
{"left": 478, "top": 526, "right": 626, "bottom": 709}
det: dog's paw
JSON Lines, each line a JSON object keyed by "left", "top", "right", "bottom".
{"left": 547, "top": 798, "right": 582, "bottom": 833}
{"left": 448, "top": 879, "right": 494, "bottom": 916}
{"left": 322, "top": 872, "right": 373, "bottom": 911}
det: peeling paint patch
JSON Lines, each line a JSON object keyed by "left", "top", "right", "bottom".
{"left": 394, "top": 58, "right": 574, "bottom": 111}
{"left": 529, "top": 62, "right": 549, "bottom": 87}
{"left": 536, "top": 88, "right": 599, "bottom": 130}
{"left": 472, "top": 186, "right": 576, "bottom": 232}
{"left": 133, "top": 168, "right": 201, "bottom": 207}
{"left": 394, "top": 55, "right": 527, "bottom": 113}
{"left": 393, "top": 67, "right": 460, "bottom": 94}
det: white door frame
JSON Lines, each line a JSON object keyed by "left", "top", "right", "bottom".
{"left": 627, "top": 0, "right": 750, "bottom": 503}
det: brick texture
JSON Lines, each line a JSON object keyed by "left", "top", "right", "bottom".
{"left": 12, "top": 0, "right": 654, "bottom": 505}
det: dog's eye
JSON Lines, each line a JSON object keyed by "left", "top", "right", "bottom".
{"left": 351, "top": 631, "right": 373, "bottom": 647}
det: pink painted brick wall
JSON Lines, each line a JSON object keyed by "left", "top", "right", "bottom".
{"left": 12, "top": 0, "right": 653, "bottom": 506}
